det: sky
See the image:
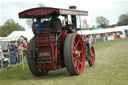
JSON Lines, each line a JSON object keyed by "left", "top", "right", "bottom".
{"left": 0, "top": 0, "right": 128, "bottom": 31}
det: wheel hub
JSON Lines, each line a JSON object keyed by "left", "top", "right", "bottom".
{"left": 75, "top": 50, "right": 80, "bottom": 59}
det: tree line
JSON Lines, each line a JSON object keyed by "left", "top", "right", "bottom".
{"left": 0, "top": 12, "right": 128, "bottom": 37}
{"left": 96, "top": 12, "right": 128, "bottom": 28}
{"left": 0, "top": 19, "right": 25, "bottom": 37}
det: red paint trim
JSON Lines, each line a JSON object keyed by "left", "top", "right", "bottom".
{"left": 19, "top": 7, "right": 59, "bottom": 18}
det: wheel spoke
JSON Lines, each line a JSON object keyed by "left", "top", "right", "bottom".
{"left": 77, "top": 65, "right": 80, "bottom": 72}
{"left": 75, "top": 61, "right": 77, "bottom": 67}
{"left": 75, "top": 40, "right": 80, "bottom": 48}
{"left": 79, "top": 50, "right": 82, "bottom": 53}
{"left": 73, "top": 46, "right": 76, "bottom": 51}
{"left": 74, "top": 41, "right": 76, "bottom": 46}
{"left": 91, "top": 53, "right": 94, "bottom": 57}
{"left": 77, "top": 60, "right": 83, "bottom": 66}
{"left": 73, "top": 50, "right": 76, "bottom": 54}
{"left": 76, "top": 60, "right": 81, "bottom": 72}
{"left": 73, "top": 57, "right": 76, "bottom": 62}
{"left": 74, "top": 57, "right": 77, "bottom": 67}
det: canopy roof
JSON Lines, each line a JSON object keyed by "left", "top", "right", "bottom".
{"left": 19, "top": 7, "right": 88, "bottom": 18}
{"left": 1, "top": 31, "right": 34, "bottom": 41}
{"left": 92, "top": 27, "right": 104, "bottom": 30}
{"left": 78, "top": 26, "right": 128, "bottom": 35}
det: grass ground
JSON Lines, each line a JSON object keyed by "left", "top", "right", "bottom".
{"left": 0, "top": 38, "right": 128, "bottom": 85}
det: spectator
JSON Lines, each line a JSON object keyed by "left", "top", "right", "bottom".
{"left": 15, "top": 42, "right": 19, "bottom": 64}
{"left": 0, "top": 45, "right": 4, "bottom": 68}
{"left": 9, "top": 42, "right": 18, "bottom": 66}
{"left": 22, "top": 40, "right": 27, "bottom": 52}
{"left": 0, "top": 45, "right": 4, "bottom": 60}
{"left": 18, "top": 43, "right": 24, "bottom": 64}
{"left": 22, "top": 40, "right": 27, "bottom": 61}
{"left": 114, "top": 33, "right": 117, "bottom": 40}
{"left": 117, "top": 32, "right": 120, "bottom": 38}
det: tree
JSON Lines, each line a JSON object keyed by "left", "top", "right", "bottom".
{"left": 0, "top": 19, "right": 25, "bottom": 37}
{"left": 118, "top": 13, "right": 128, "bottom": 22}
{"left": 96, "top": 16, "right": 108, "bottom": 28}
{"left": 117, "top": 21, "right": 123, "bottom": 26}
{"left": 117, "top": 13, "right": 128, "bottom": 25}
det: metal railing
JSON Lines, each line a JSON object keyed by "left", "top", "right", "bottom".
{"left": 0, "top": 35, "right": 128, "bottom": 71}
{"left": 0, "top": 52, "right": 27, "bottom": 71}
{"left": 89, "top": 35, "right": 128, "bottom": 45}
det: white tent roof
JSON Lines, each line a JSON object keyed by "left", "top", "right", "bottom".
{"left": 78, "top": 26, "right": 128, "bottom": 35}
{"left": 115, "top": 26, "right": 128, "bottom": 30}
{"left": 2, "top": 31, "right": 34, "bottom": 41}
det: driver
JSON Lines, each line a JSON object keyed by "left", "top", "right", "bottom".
{"left": 32, "top": 17, "right": 44, "bottom": 33}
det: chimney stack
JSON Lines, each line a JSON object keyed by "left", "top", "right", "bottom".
{"left": 69, "top": 6, "right": 77, "bottom": 9}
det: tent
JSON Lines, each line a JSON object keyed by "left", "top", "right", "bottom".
{"left": 92, "top": 27, "right": 104, "bottom": 30}
{"left": 2, "top": 31, "right": 34, "bottom": 41}
{"left": 1, "top": 31, "right": 34, "bottom": 51}
{"left": 77, "top": 26, "right": 128, "bottom": 38}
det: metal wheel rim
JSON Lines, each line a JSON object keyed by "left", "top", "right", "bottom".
{"left": 90, "top": 46, "right": 95, "bottom": 65}
{"left": 73, "top": 35, "right": 85, "bottom": 73}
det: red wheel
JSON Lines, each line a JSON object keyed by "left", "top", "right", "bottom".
{"left": 88, "top": 46, "right": 95, "bottom": 66}
{"left": 64, "top": 33, "right": 85, "bottom": 75}
{"left": 91, "top": 46, "right": 95, "bottom": 65}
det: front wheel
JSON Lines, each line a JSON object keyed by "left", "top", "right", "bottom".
{"left": 88, "top": 46, "right": 95, "bottom": 66}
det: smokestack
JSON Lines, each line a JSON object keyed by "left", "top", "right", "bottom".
{"left": 69, "top": 6, "right": 77, "bottom": 9}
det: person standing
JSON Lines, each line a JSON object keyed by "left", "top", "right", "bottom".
{"left": 9, "top": 42, "right": 18, "bottom": 66}
{"left": 18, "top": 43, "right": 24, "bottom": 64}
{"left": 0, "top": 45, "right": 4, "bottom": 68}
{"left": 18, "top": 40, "right": 27, "bottom": 64}
{"left": 114, "top": 33, "right": 117, "bottom": 40}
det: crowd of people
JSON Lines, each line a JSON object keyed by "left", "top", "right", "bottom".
{"left": 8, "top": 40, "right": 27, "bottom": 66}
{"left": 1, "top": 14, "right": 62, "bottom": 69}
{"left": 85, "top": 32, "right": 126, "bottom": 45}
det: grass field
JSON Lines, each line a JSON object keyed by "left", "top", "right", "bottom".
{"left": 0, "top": 38, "right": 128, "bottom": 85}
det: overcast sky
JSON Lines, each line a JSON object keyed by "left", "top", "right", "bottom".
{"left": 0, "top": 0, "right": 128, "bottom": 31}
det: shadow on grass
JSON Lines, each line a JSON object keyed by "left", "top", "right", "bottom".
{"left": 0, "top": 64, "right": 77, "bottom": 81}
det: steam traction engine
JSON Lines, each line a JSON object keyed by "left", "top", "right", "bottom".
{"left": 19, "top": 7, "right": 95, "bottom": 76}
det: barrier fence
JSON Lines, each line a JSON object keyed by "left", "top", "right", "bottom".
{"left": 0, "top": 34, "right": 128, "bottom": 71}
{"left": 0, "top": 52, "right": 27, "bottom": 71}
{"left": 89, "top": 36, "right": 113, "bottom": 45}
{"left": 88, "top": 33, "right": 128, "bottom": 45}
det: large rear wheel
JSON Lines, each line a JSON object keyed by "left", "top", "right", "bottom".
{"left": 27, "top": 37, "right": 48, "bottom": 76}
{"left": 64, "top": 33, "right": 85, "bottom": 75}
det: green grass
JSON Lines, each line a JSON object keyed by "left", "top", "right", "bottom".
{"left": 0, "top": 38, "right": 128, "bottom": 85}
{"left": 94, "top": 38, "right": 128, "bottom": 50}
